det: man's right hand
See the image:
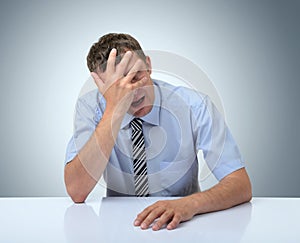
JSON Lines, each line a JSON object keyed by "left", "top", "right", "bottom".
{"left": 91, "top": 48, "right": 148, "bottom": 117}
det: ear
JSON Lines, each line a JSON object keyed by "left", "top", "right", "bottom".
{"left": 145, "top": 56, "right": 152, "bottom": 75}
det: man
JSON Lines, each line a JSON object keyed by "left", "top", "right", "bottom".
{"left": 64, "top": 33, "right": 252, "bottom": 231}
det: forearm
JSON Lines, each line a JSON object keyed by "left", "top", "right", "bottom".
{"left": 64, "top": 110, "right": 124, "bottom": 203}
{"left": 188, "top": 168, "right": 252, "bottom": 215}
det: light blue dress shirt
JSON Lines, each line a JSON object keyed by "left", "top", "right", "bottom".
{"left": 65, "top": 80, "right": 244, "bottom": 196}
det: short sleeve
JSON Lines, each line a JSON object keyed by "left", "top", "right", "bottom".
{"left": 192, "top": 95, "right": 244, "bottom": 180}
{"left": 64, "top": 90, "right": 102, "bottom": 165}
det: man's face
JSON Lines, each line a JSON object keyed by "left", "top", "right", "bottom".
{"left": 124, "top": 53, "right": 154, "bottom": 117}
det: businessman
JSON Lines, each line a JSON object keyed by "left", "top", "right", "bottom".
{"left": 64, "top": 33, "right": 252, "bottom": 231}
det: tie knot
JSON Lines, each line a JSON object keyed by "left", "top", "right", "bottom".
{"left": 130, "top": 118, "right": 143, "bottom": 131}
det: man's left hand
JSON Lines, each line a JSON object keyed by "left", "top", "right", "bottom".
{"left": 133, "top": 197, "right": 198, "bottom": 231}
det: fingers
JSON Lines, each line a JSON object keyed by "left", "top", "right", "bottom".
{"left": 141, "top": 208, "right": 165, "bottom": 230}
{"left": 106, "top": 48, "right": 117, "bottom": 74}
{"left": 135, "top": 207, "right": 181, "bottom": 231}
{"left": 133, "top": 198, "right": 195, "bottom": 231}
{"left": 91, "top": 72, "right": 104, "bottom": 90}
{"left": 134, "top": 201, "right": 184, "bottom": 231}
{"left": 122, "top": 59, "right": 146, "bottom": 86}
{"left": 130, "top": 77, "right": 148, "bottom": 90}
{"left": 134, "top": 205, "right": 155, "bottom": 227}
{"left": 116, "top": 51, "right": 133, "bottom": 75}
{"left": 126, "top": 59, "right": 146, "bottom": 78}
{"left": 121, "top": 59, "right": 148, "bottom": 90}
{"left": 166, "top": 214, "right": 182, "bottom": 230}
{"left": 152, "top": 210, "right": 175, "bottom": 231}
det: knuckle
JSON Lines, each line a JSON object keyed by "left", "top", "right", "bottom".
{"left": 143, "top": 218, "right": 152, "bottom": 225}
{"left": 165, "top": 209, "right": 174, "bottom": 218}
{"left": 174, "top": 214, "right": 182, "bottom": 222}
{"left": 160, "top": 213, "right": 172, "bottom": 224}
{"left": 154, "top": 221, "right": 162, "bottom": 229}
{"left": 119, "top": 82, "right": 127, "bottom": 89}
{"left": 152, "top": 207, "right": 162, "bottom": 216}
{"left": 143, "top": 206, "right": 153, "bottom": 214}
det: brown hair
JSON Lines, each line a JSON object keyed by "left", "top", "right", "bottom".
{"left": 87, "top": 33, "right": 146, "bottom": 72}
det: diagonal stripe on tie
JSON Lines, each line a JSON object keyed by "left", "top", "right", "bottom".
{"left": 134, "top": 175, "right": 148, "bottom": 190}
{"left": 134, "top": 163, "right": 147, "bottom": 176}
{"left": 133, "top": 148, "right": 146, "bottom": 161}
{"left": 135, "top": 179, "right": 149, "bottom": 197}
{"left": 135, "top": 174, "right": 147, "bottom": 187}
{"left": 133, "top": 156, "right": 146, "bottom": 171}
{"left": 132, "top": 133, "right": 144, "bottom": 146}
{"left": 132, "top": 142, "right": 144, "bottom": 154}
{"left": 130, "top": 118, "right": 149, "bottom": 197}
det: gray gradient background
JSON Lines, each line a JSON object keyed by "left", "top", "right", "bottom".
{"left": 0, "top": 0, "right": 299, "bottom": 197}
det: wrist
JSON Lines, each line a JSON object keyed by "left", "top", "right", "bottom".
{"left": 102, "top": 108, "right": 125, "bottom": 125}
{"left": 105, "top": 99, "right": 130, "bottom": 117}
{"left": 187, "top": 193, "right": 205, "bottom": 215}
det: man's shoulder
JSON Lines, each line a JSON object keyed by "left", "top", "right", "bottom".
{"left": 77, "top": 89, "right": 100, "bottom": 104}
{"left": 75, "top": 89, "right": 104, "bottom": 113}
{"left": 153, "top": 79, "right": 207, "bottom": 106}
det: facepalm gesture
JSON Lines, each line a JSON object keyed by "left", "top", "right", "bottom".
{"left": 91, "top": 48, "right": 151, "bottom": 116}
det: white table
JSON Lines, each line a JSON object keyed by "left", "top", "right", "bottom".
{"left": 0, "top": 197, "right": 299, "bottom": 242}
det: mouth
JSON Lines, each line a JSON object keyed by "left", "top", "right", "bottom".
{"left": 131, "top": 96, "right": 145, "bottom": 108}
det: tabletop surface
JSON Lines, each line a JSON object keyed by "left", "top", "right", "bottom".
{"left": 0, "top": 197, "right": 299, "bottom": 243}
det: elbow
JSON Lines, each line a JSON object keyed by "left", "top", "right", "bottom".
{"left": 64, "top": 172, "right": 87, "bottom": 203}
{"left": 64, "top": 163, "right": 88, "bottom": 203}
{"left": 71, "top": 195, "right": 86, "bottom": 204}
{"left": 243, "top": 177, "right": 253, "bottom": 203}
{"left": 244, "top": 188, "right": 252, "bottom": 203}
{"left": 66, "top": 184, "right": 87, "bottom": 203}
{"left": 238, "top": 168, "right": 252, "bottom": 203}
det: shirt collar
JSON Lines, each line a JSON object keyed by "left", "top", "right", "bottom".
{"left": 121, "top": 84, "right": 160, "bottom": 129}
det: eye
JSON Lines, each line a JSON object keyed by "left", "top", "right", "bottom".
{"left": 133, "top": 71, "right": 141, "bottom": 81}
{"left": 137, "top": 71, "right": 145, "bottom": 79}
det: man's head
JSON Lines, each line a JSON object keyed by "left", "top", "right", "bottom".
{"left": 87, "top": 33, "right": 147, "bottom": 73}
{"left": 87, "top": 33, "right": 154, "bottom": 117}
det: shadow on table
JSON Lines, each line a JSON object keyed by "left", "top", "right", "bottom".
{"left": 64, "top": 203, "right": 101, "bottom": 243}
{"left": 64, "top": 198, "right": 252, "bottom": 243}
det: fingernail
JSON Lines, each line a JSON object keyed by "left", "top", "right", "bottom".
{"left": 134, "top": 220, "right": 140, "bottom": 226}
{"left": 141, "top": 223, "right": 147, "bottom": 229}
{"left": 152, "top": 224, "right": 159, "bottom": 231}
{"left": 167, "top": 225, "right": 173, "bottom": 230}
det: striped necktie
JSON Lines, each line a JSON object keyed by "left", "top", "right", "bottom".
{"left": 130, "top": 118, "right": 149, "bottom": 197}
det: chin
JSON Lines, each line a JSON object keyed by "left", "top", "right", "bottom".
{"left": 132, "top": 105, "right": 152, "bottom": 117}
